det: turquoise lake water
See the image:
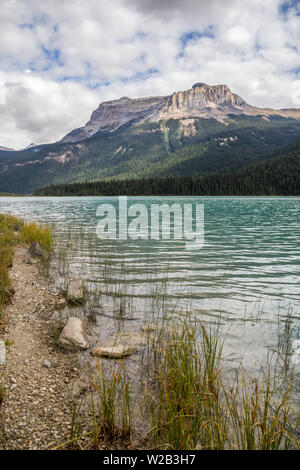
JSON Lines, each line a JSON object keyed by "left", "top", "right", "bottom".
{"left": 1, "top": 196, "right": 299, "bottom": 376}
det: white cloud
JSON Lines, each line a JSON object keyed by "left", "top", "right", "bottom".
{"left": 225, "top": 26, "right": 251, "bottom": 47}
{"left": 0, "top": 72, "right": 98, "bottom": 148}
{"left": 0, "top": 0, "right": 300, "bottom": 148}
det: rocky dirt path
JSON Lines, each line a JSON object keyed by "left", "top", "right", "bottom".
{"left": 0, "top": 248, "right": 79, "bottom": 450}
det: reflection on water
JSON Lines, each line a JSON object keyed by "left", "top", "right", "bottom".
{"left": 0, "top": 196, "right": 299, "bottom": 382}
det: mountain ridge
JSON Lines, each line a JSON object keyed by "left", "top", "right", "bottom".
{"left": 1, "top": 82, "right": 300, "bottom": 194}
{"left": 59, "top": 82, "right": 300, "bottom": 145}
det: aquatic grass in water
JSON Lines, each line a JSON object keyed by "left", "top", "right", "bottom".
{"left": 90, "top": 360, "right": 132, "bottom": 445}
{"left": 44, "top": 220, "right": 300, "bottom": 450}
{"left": 65, "top": 316, "right": 299, "bottom": 450}
{"left": 147, "top": 319, "right": 299, "bottom": 450}
{"left": 224, "top": 370, "right": 298, "bottom": 450}
{"left": 49, "top": 227, "right": 298, "bottom": 449}
{"left": 148, "top": 320, "right": 228, "bottom": 450}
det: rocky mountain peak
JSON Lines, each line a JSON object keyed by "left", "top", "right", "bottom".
{"left": 24, "top": 142, "right": 38, "bottom": 150}
{"left": 61, "top": 82, "right": 253, "bottom": 144}
{"left": 192, "top": 82, "right": 209, "bottom": 88}
{"left": 158, "top": 83, "right": 250, "bottom": 121}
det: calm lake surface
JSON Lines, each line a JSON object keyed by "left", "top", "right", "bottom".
{"left": 1, "top": 196, "right": 299, "bottom": 378}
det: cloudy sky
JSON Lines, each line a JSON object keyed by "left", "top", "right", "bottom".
{"left": 1, "top": 0, "right": 300, "bottom": 149}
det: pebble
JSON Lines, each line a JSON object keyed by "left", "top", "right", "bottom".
{"left": 42, "top": 360, "right": 52, "bottom": 368}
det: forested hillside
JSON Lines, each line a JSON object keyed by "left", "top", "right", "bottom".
{"left": 2, "top": 114, "right": 300, "bottom": 194}
{"left": 34, "top": 142, "right": 300, "bottom": 196}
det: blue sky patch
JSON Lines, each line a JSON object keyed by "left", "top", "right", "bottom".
{"left": 279, "top": 0, "right": 300, "bottom": 15}
{"left": 20, "top": 22, "right": 34, "bottom": 30}
{"left": 180, "top": 27, "right": 215, "bottom": 48}
{"left": 120, "top": 68, "right": 159, "bottom": 84}
{"left": 41, "top": 45, "right": 64, "bottom": 67}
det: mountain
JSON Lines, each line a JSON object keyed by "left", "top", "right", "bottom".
{"left": 60, "top": 83, "right": 300, "bottom": 144}
{"left": 23, "top": 142, "right": 38, "bottom": 150}
{"left": 0, "top": 146, "right": 14, "bottom": 152}
{"left": 1, "top": 82, "right": 300, "bottom": 194}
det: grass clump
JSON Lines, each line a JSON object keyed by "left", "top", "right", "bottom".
{"left": 90, "top": 361, "right": 132, "bottom": 446}
{"left": 19, "top": 221, "right": 52, "bottom": 254}
{"left": 0, "top": 213, "right": 52, "bottom": 321}
{"left": 54, "top": 361, "right": 132, "bottom": 450}
{"left": 0, "top": 214, "right": 18, "bottom": 309}
{"left": 225, "top": 371, "right": 298, "bottom": 450}
{"left": 147, "top": 321, "right": 299, "bottom": 450}
{"left": 148, "top": 322, "right": 228, "bottom": 450}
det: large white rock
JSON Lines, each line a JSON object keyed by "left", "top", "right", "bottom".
{"left": 92, "top": 332, "right": 150, "bottom": 359}
{"left": 67, "top": 279, "right": 84, "bottom": 305}
{"left": 0, "top": 340, "right": 6, "bottom": 366}
{"left": 92, "top": 344, "right": 137, "bottom": 358}
{"left": 58, "top": 317, "right": 90, "bottom": 350}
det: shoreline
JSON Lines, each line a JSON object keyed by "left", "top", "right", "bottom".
{"left": 1, "top": 194, "right": 300, "bottom": 198}
{"left": 0, "top": 246, "right": 78, "bottom": 449}
{"left": 0, "top": 215, "right": 299, "bottom": 450}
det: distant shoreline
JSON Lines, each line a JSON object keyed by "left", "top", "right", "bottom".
{"left": 1, "top": 193, "right": 299, "bottom": 198}
{"left": 0, "top": 193, "right": 27, "bottom": 197}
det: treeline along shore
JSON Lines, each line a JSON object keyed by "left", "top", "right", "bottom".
{"left": 34, "top": 151, "right": 300, "bottom": 197}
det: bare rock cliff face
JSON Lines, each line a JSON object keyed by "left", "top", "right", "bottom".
{"left": 61, "top": 95, "right": 168, "bottom": 143}
{"left": 158, "top": 83, "right": 251, "bottom": 120}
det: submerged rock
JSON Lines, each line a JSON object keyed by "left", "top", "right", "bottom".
{"left": 141, "top": 323, "right": 159, "bottom": 333}
{"left": 66, "top": 279, "right": 84, "bottom": 305}
{"left": 91, "top": 332, "right": 151, "bottom": 359}
{"left": 28, "top": 242, "right": 46, "bottom": 258}
{"left": 58, "top": 317, "right": 90, "bottom": 350}
{"left": 24, "top": 242, "right": 46, "bottom": 264}
{"left": 141, "top": 322, "right": 184, "bottom": 338}
{"left": 0, "top": 340, "right": 6, "bottom": 366}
